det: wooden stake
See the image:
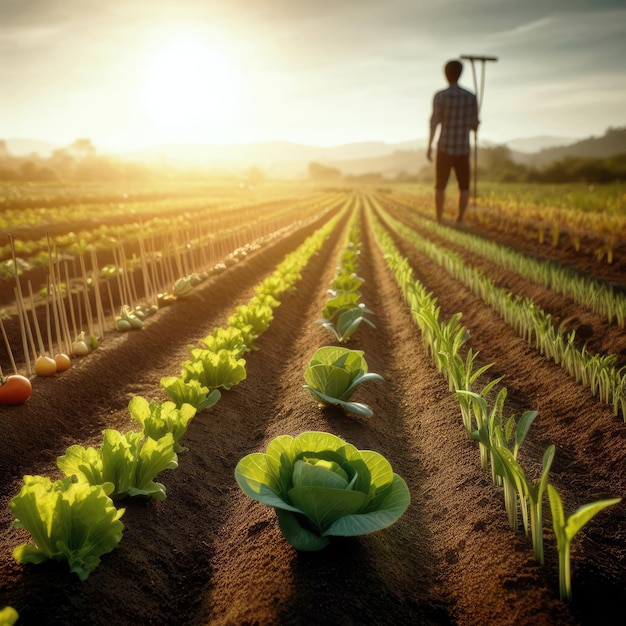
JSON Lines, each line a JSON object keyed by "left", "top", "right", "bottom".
{"left": 27, "top": 281, "right": 46, "bottom": 356}
{"left": 0, "top": 316, "right": 18, "bottom": 375}
{"left": 64, "top": 262, "right": 78, "bottom": 340}
{"left": 90, "top": 250, "right": 107, "bottom": 339}
{"left": 14, "top": 287, "right": 33, "bottom": 376}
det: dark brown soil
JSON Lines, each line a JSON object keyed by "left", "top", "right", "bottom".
{"left": 1, "top": 190, "right": 625, "bottom": 626}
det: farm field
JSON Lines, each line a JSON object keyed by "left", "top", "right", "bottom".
{"left": 1, "top": 180, "right": 626, "bottom": 626}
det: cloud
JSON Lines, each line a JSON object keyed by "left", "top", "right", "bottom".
{"left": 0, "top": 0, "right": 624, "bottom": 147}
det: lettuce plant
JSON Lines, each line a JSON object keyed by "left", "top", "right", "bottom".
{"left": 235, "top": 431, "right": 410, "bottom": 551}
{"left": 303, "top": 346, "right": 384, "bottom": 417}
{"left": 160, "top": 376, "right": 221, "bottom": 413}
{"left": 328, "top": 273, "right": 364, "bottom": 296}
{"left": 181, "top": 348, "right": 247, "bottom": 390}
{"left": 0, "top": 606, "right": 18, "bottom": 625}
{"left": 10, "top": 475, "right": 124, "bottom": 581}
{"left": 227, "top": 301, "right": 274, "bottom": 348}
{"left": 128, "top": 396, "right": 197, "bottom": 453}
{"left": 199, "top": 326, "right": 248, "bottom": 357}
{"left": 57, "top": 429, "right": 178, "bottom": 501}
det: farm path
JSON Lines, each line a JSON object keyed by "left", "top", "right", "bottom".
{"left": 0, "top": 192, "right": 624, "bottom": 626}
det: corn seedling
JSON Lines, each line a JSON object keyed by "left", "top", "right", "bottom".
{"left": 547, "top": 485, "right": 621, "bottom": 601}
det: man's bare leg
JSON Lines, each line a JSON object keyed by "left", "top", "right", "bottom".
{"left": 435, "top": 190, "right": 445, "bottom": 222}
{"left": 457, "top": 189, "right": 469, "bottom": 222}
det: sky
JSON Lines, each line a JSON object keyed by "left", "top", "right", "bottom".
{"left": 1, "top": 0, "right": 625, "bottom": 152}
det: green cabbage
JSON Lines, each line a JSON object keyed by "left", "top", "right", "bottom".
{"left": 303, "top": 346, "right": 384, "bottom": 417}
{"left": 235, "top": 431, "right": 410, "bottom": 551}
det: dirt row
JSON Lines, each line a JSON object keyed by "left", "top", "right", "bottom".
{"left": 0, "top": 194, "right": 624, "bottom": 625}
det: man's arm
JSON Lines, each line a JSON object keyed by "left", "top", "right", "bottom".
{"left": 471, "top": 94, "right": 479, "bottom": 132}
{"left": 427, "top": 94, "right": 440, "bottom": 162}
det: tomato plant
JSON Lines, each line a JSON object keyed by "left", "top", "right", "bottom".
{"left": 0, "top": 374, "right": 32, "bottom": 405}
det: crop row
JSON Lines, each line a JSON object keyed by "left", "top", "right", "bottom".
{"left": 313, "top": 194, "right": 376, "bottom": 347}
{"left": 4, "top": 200, "right": 347, "bottom": 613}
{"left": 0, "top": 193, "right": 345, "bottom": 384}
{"left": 369, "top": 195, "right": 626, "bottom": 420}
{"left": 388, "top": 183, "right": 626, "bottom": 264}
{"left": 367, "top": 195, "right": 621, "bottom": 601}
{"left": 378, "top": 194, "right": 626, "bottom": 327}
{"left": 0, "top": 179, "right": 309, "bottom": 230}
{"left": 238, "top": 201, "right": 409, "bottom": 552}
{"left": 0, "top": 189, "right": 341, "bottom": 276}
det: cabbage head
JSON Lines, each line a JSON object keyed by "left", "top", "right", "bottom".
{"left": 235, "top": 431, "right": 410, "bottom": 551}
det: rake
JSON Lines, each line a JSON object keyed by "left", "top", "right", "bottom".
{"left": 460, "top": 54, "right": 498, "bottom": 205}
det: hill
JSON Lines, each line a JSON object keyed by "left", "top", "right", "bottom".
{"left": 510, "top": 127, "right": 626, "bottom": 166}
{"left": 2, "top": 128, "right": 625, "bottom": 179}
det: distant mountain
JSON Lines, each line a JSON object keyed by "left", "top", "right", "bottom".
{"left": 503, "top": 135, "right": 578, "bottom": 154}
{"left": 325, "top": 150, "right": 428, "bottom": 178}
{"left": 120, "top": 140, "right": 429, "bottom": 178}
{"left": 510, "top": 127, "right": 626, "bottom": 167}
{"left": 3, "top": 128, "right": 624, "bottom": 178}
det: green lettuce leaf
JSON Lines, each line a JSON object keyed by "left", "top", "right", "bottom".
{"left": 160, "top": 376, "right": 221, "bottom": 413}
{"left": 181, "top": 348, "right": 247, "bottom": 390}
{"left": 10, "top": 475, "right": 124, "bottom": 581}
{"left": 128, "top": 396, "right": 197, "bottom": 452}
{"left": 57, "top": 430, "right": 178, "bottom": 501}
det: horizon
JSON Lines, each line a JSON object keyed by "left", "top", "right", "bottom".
{"left": 4, "top": 131, "right": 590, "bottom": 156}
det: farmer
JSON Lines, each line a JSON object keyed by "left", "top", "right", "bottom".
{"left": 426, "top": 59, "right": 479, "bottom": 223}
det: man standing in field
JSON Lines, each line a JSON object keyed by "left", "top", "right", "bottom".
{"left": 427, "top": 59, "right": 479, "bottom": 223}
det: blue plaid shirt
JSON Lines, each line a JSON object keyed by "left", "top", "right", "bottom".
{"left": 430, "top": 84, "right": 479, "bottom": 155}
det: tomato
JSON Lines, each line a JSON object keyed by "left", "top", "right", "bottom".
{"left": 34, "top": 355, "right": 57, "bottom": 376}
{"left": 54, "top": 353, "right": 72, "bottom": 372}
{"left": 0, "top": 374, "right": 32, "bottom": 405}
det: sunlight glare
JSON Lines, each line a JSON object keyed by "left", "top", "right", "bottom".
{"left": 140, "top": 38, "right": 239, "bottom": 135}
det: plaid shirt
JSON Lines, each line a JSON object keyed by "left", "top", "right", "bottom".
{"left": 430, "top": 84, "right": 478, "bottom": 155}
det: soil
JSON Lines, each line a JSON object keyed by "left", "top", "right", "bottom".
{"left": 1, "top": 190, "right": 625, "bottom": 626}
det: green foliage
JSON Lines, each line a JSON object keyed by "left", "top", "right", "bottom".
{"left": 303, "top": 346, "right": 384, "bottom": 417}
{"left": 182, "top": 348, "right": 247, "bottom": 390}
{"left": 160, "top": 376, "right": 221, "bottom": 412}
{"left": 235, "top": 431, "right": 410, "bottom": 551}
{"left": 316, "top": 305, "right": 376, "bottom": 343}
{"left": 0, "top": 606, "right": 19, "bottom": 625}
{"left": 57, "top": 429, "right": 178, "bottom": 501}
{"left": 199, "top": 326, "right": 248, "bottom": 357}
{"left": 548, "top": 485, "right": 621, "bottom": 601}
{"left": 10, "top": 475, "right": 124, "bottom": 581}
{"left": 128, "top": 396, "right": 197, "bottom": 453}
{"left": 227, "top": 301, "right": 274, "bottom": 345}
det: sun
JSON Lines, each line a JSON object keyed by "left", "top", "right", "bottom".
{"left": 139, "top": 37, "right": 239, "bottom": 137}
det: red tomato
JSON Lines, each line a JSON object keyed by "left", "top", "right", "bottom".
{"left": 0, "top": 374, "right": 33, "bottom": 405}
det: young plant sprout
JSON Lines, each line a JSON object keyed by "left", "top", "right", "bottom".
{"left": 548, "top": 485, "right": 621, "bottom": 601}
